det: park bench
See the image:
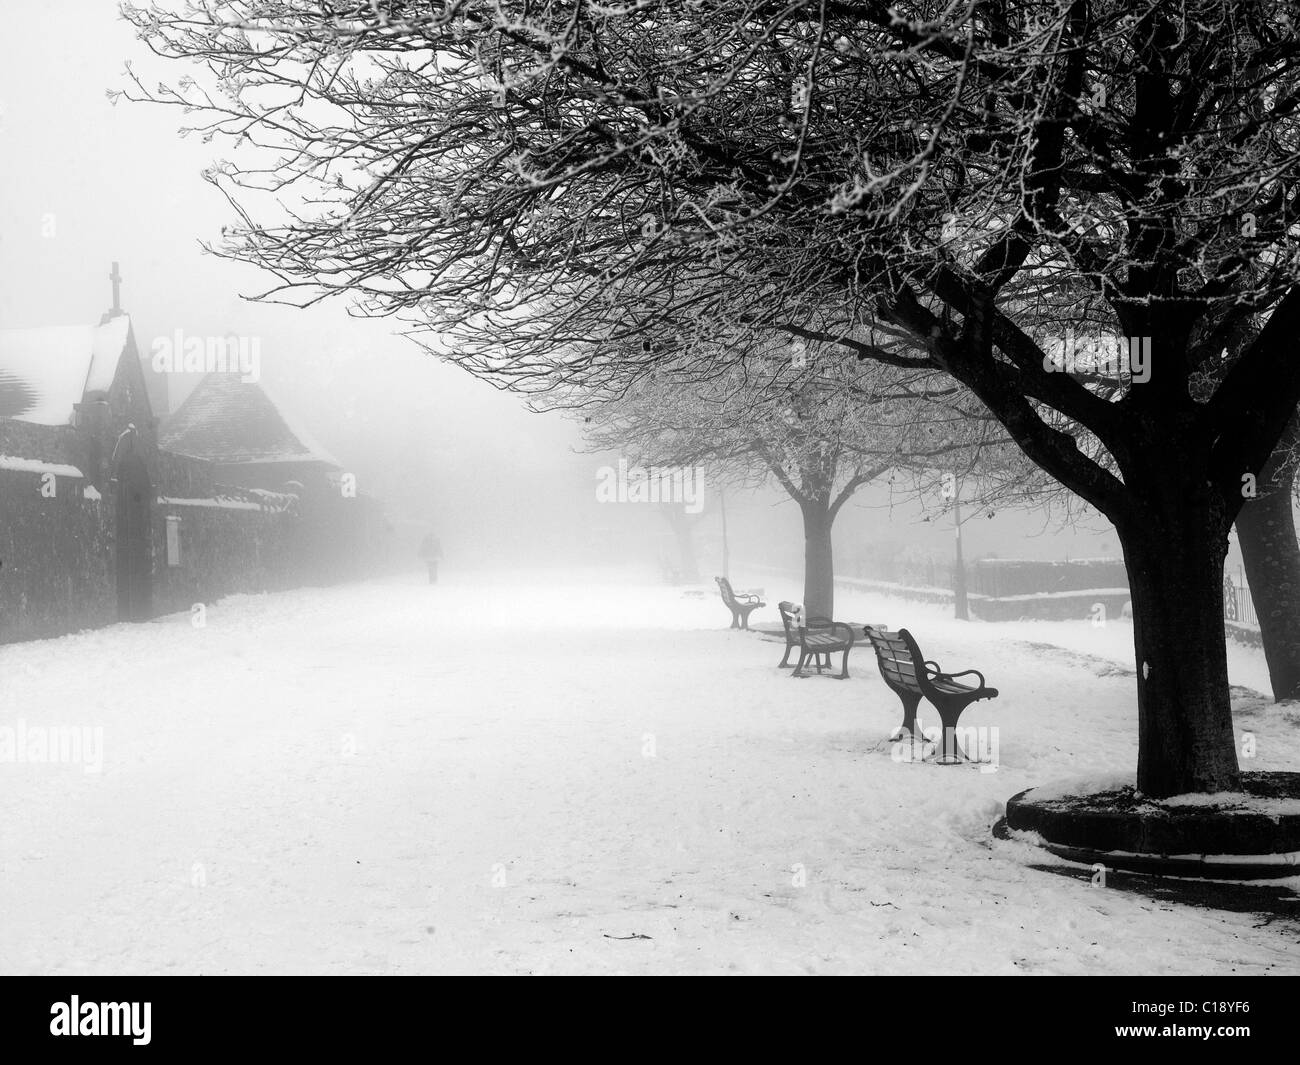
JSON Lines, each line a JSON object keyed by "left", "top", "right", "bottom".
{"left": 863, "top": 626, "right": 999, "bottom": 763}
{"left": 777, "top": 601, "right": 856, "bottom": 679}
{"left": 715, "top": 576, "right": 764, "bottom": 630}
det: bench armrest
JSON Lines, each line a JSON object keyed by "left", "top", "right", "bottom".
{"left": 735, "top": 592, "right": 762, "bottom": 604}
{"left": 938, "top": 667, "right": 988, "bottom": 688}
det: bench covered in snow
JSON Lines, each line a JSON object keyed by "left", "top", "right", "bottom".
{"left": 715, "top": 576, "right": 764, "bottom": 630}
{"left": 863, "top": 626, "right": 999, "bottom": 763}
{"left": 777, "top": 601, "right": 856, "bottom": 679}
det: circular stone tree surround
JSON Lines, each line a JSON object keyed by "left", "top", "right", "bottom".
{"left": 1001, "top": 771, "right": 1300, "bottom": 880}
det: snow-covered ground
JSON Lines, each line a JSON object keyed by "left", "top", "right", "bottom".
{"left": 1, "top": 567, "right": 1297, "bottom": 975}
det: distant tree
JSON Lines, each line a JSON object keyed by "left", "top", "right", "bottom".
{"left": 571, "top": 343, "right": 930, "bottom": 617}
{"left": 123, "top": 1, "right": 1300, "bottom": 796}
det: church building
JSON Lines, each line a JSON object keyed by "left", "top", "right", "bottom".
{"left": 160, "top": 371, "right": 342, "bottom": 494}
{"left": 0, "top": 267, "right": 382, "bottom": 646}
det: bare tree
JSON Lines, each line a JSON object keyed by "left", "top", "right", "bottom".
{"left": 572, "top": 344, "right": 911, "bottom": 616}
{"left": 123, "top": 1, "right": 1300, "bottom": 796}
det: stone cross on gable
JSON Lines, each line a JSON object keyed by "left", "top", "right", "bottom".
{"left": 109, "top": 261, "right": 123, "bottom": 316}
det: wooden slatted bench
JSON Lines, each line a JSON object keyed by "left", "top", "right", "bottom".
{"left": 863, "top": 626, "right": 999, "bottom": 763}
{"left": 778, "top": 601, "right": 855, "bottom": 678}
{"left": 715, "top": 576, "right": 764, "bottom": 630}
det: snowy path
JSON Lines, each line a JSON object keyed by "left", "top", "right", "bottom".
{"left": 1, "top": 569, "right": 1297, "bottom": 975}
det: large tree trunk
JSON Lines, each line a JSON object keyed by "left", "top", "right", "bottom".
{"left": 800, "top": 500, "right": 834, "bottom": 619}
{"left": 1235, "top": 425, "right": 1300, "bottom": 702}
{"left": 1118, "top": 478, "right": 1241, "bottom": 798}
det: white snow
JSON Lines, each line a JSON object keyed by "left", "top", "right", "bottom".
{"left": 0, "top": 455, "right": 84, "bottom": 478}
{"left": 1150, "top": 792, "right": 1300, "bottom": 816}
{"left": 0, "top": 316, "right": 131, "bottom": 425}
{"left": 0, "top": 569, "right": 1295, "bottom": 975}
{"left": 837, "top": 575, "right": 954, "bottom": 597}
{"left": 971, "top": 587, "right": 1131, "bottom": 602}
{"left": 1019, "top": 776, "right": 1300, "bottom": 816}
{"left": 1018, "top": 774, "right": 1137, "bottom": 803}
{"left": 84, "top": 316, "right": 132, "bottom": 395}
{"left": 157, "top": 496, "right": 262, "bottom": 511}
{"left": 977, "top": 557, "right": 1123, "bottom": 566}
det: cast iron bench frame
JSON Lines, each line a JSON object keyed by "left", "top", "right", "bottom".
{"left": 778, "top": 601, "right": 855, "bottom": 679}
{"left": 715, "top": 576, "right": 764, "bottom": 630}
{"left": 863, "top": 626, "right": 999, "bottom": 763}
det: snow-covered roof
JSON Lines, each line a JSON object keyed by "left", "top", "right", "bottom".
{"left": 0, "top": 454, "right": 84, "bottom": 477}
{"left": 0, "top": 316, "right": 132, "bottom": 426}
{"left": 159, "top": 372, "right": 341, "bottom": 469}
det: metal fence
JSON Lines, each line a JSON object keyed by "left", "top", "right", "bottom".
{"left": 1224, "top": 574, "right": 1257, "bottom": 627}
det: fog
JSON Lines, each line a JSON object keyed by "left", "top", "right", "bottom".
{"left": 1, "top": 4, "right": 606, "bottom": 568}
{"left": 6, "top": 1, "right": 1300, "bottom": 990}
{"left": 0, "top": 3, "right": 1179, "bottom": 580}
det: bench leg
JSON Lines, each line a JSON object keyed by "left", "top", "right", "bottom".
{"left": 837, "top": 647, "right": 851, "bottom": 680}
{"left": 896, "top": 689, "right": 923, "bottom": 740}
{"left": 932, "top": 699, "right": 974, "bottom": 764}
{"left": 792, "top": 650, "right": 810, "bottom": 678}
{"left": 778, "top": 643, "right": 794, "bottom": 668}
{"left": 729, "top": 608, "right": 740, "bottom": 629}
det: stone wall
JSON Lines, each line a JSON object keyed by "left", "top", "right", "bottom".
{"left": 968, "top": 589, "right": 1133, "bottom": 623}
{"left": 0, "top": 466, "right": 302, "bottom": 645}
{"left": 2, "top": 416, "right": 394, "bottom": 646}
{"left": 151, "top": 492, "right": 303, "bottom": 620}
{"left": 968, "top": 557, "right": 1130, "bottom": 598}
{"left": 0, "top": 419, "right": 87, "bottom": 474}
{"left": 0, "top": 466, "right": 115, "bottom": 643}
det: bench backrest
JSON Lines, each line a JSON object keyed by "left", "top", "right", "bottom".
{"left": 715, "top": 576, "right": 736, "bottom": 606}
{"left": 777, "top": 601, "right": 804, "bottom": 639}
{"left": 864, "top": 625, "right": 928, "bottom": 693}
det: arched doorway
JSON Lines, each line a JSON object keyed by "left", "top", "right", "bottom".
{"left": 113, "top": 427, "right": 153, "bottom": 622}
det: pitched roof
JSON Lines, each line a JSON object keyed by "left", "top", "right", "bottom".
{"left": 0, "top": 316, "right": 132, "bottom": 425}
{"left": 159, "top": 372, "right": 340, "bottom": 468}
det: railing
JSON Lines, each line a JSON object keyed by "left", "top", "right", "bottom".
{"left": 853, "top": 557, "right": 1260, "bottom": 627}
{"left": 1224, "top": 575, "right": 1257, "bottom": 627}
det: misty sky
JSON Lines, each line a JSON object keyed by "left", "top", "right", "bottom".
{"left": 0, "top": 3, "right": 624, "bottom": 565}
{"left": 0, "top": 4, "right": 1150, "bottom": 576}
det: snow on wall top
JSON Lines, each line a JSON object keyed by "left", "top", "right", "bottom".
{"left": 159, "top": 371, "right": 340, "bottom": 468}
{"left": 973, "top": 556, "right": 1124, "bottom": 567}
{"left": 0, "top": 454, "right": 84, "bottom": 477}
{"left": 0, "top": 316, "right": 131, "bottom": 425}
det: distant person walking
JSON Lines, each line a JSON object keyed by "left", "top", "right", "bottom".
{"left": 419, "top": 532, "right": 443, "bottom": 584}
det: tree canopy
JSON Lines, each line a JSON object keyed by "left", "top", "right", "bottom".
{"left": 123, "top": 0, "right": 1300, "bottom": 795}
